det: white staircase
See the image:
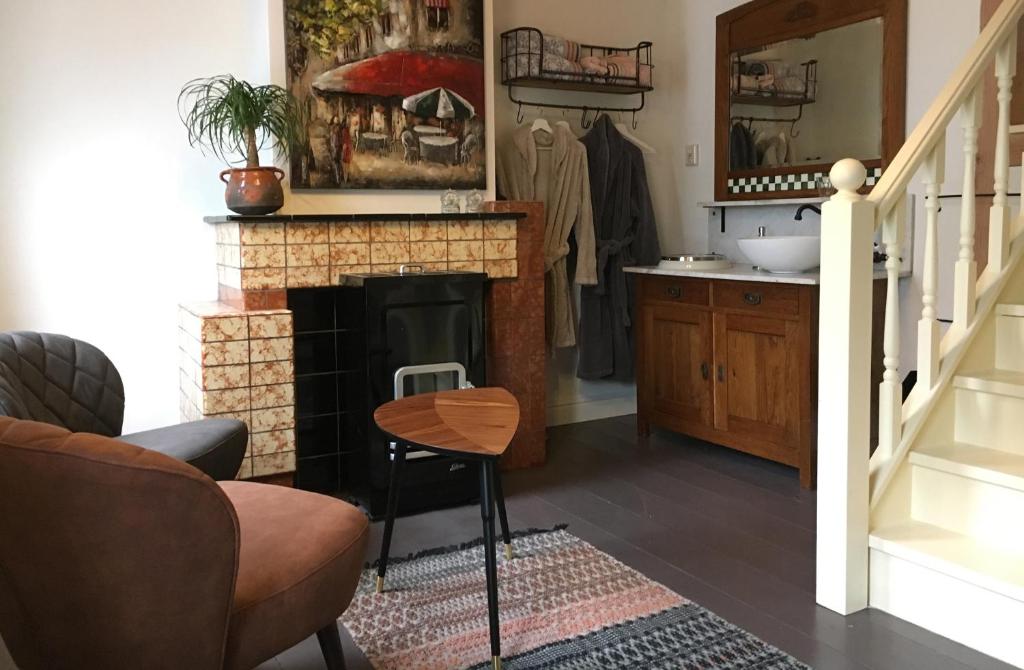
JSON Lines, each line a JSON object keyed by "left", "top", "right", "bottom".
{"left": 869, "top": 301, "right": 1024, "bottom": 668}
{"left": 816, "top": 0, "right": 1024, "bottom": 665}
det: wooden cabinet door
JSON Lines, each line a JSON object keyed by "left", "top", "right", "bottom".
{"left": 712, "top": 312, "right": 804, "bottom": 455}
{"left": 638, "top": 302, "right": 714, "bottom": 428}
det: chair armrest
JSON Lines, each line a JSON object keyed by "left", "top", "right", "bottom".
{"left": 119, "top": 419, "right": 248, "bottom": 481}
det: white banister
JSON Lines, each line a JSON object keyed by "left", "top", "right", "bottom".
{"left": 955, "top": 86, "right": 982, "bottom": 331}
{"left": 817, "top": 159, "right": 873, "bottom": 615}
{"left": 869, "top": 0, "right": 1024, "bottom": 217}
{"left": 877, "top": 196, "right": 905, "bottom": 461}
{"left": 987, "top": 33, "right": 1018, "bottom": 276}
{"left": 818, "top": 0, "right": 1024, "bottom": 620}
{"left": 918, "top": 140, "right": 944, "bottom": 391}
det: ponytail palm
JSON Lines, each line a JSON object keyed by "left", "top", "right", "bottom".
{"left": 178, "top": 75, "right": 301, "bottom": 168}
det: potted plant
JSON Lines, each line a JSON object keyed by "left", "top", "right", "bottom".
{"left": 178, "top": 75, "right": 302, "bottom": 215}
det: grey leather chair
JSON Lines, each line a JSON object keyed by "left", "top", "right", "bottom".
{"left": 0, "top": 331, "right": 247, "bottom": 480}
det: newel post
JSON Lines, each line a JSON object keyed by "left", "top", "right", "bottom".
{"left": 816, "top": 159, "right": 873, "bottom": 615}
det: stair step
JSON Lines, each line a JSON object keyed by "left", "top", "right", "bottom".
{"left": 911, "top": 443, "right": 1024, "bottom": 492}
{"left": 954, "top": 370, "right": 1024, "bottom": 451}
{"left": 870, "top": 522, "right": 1024, "bottom": 667}
{"left": 954, "top": 369, "right": 1024, "bottom": 399}
{"left": 870, "top": 521, "right": 1024, "bottom": 602}
{"left": 996, "top": 303, "right": 1024, "bottom": 317}
{"left": 909, "top": 445, "right": 1024, "bottom": 551}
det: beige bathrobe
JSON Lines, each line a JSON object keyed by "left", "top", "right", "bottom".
{"left": 497, "top": 124, "right": 597, "bottom": 348}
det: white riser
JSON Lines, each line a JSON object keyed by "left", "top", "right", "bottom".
{"left": 911, "top": 465, "right": 1024, "bottom": 553}
{"left": 870, "top": 548, "right": 1024, "bottom": 669}
{"left": 955, "top": 388, "right": 1024, "bottom": 454}
{"left": 997, "top": 313, "right": 1024, "bottom": 373}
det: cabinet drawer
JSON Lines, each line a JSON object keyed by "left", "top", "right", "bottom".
{"left": 639, "top": 276, "right": 710, "bottom": 306}
{"left": 712, "top": 281, "right": 799, "bottom": 317}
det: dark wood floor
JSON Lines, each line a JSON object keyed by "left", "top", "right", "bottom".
{"left": 260, "top": 415, "right": 1015, "bottom": 670}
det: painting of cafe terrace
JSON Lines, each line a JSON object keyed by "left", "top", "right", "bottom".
{"left": 286, "top": 0, "right": 486, "bottom": 190}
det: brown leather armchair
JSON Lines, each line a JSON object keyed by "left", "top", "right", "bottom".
{"left": 0, "top": 331, "right": 247, "bottom": 480}
{"left": 0, "top": 416, "right": 369, "bottom": 670}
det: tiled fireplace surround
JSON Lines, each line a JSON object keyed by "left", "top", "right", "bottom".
{"left": 178, "top": 202, "right": 545, "bottom": 484}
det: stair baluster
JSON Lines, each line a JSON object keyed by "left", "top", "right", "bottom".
{"left": 918, "top": 141, "right": 944, "bottom": 391}
{"left": 986, "top": 33, "right": 1018, "bottom": 278}
{"left": 877, "top": 196, "right": 906, "bottom": 461}
{"left": 955, "top": 86, "right": 982, "bottom": 331}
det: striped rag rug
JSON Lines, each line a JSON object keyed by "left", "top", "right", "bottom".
{"left": 341, "top": 527, "right": 809, "bottom": 669}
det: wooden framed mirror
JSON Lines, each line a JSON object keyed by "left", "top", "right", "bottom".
{"left": 714, "top": 0, "right": 908, "bottom": 201}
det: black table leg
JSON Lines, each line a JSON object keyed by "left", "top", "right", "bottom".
{"left": 492, "top": 465, "right": 512, "bottom": 560}
{"left": 376, "top": 441, "right": 407, "bottom": 594}
{"left": 480, "top": 459, "right": 502, "bottom": 669}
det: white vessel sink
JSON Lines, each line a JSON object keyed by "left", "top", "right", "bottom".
{"left": 737, "top": 236, "right": 821, "bottom": 274}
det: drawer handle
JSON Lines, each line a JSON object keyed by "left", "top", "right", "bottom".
{"left": 700, "top": 362, "right": 709, "bottom": 380}
{"left": 717, "top": 364, "right": 725, "bottom": 383}
{"left": 666, "top": 286, "right": 682, "bottom": 299}
{"left": 743, "top": 292, "right": 763, "bottom": 306}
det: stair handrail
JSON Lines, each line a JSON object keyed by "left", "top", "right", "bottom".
{"left": 868, "top": 0, "right": 1024, "bottom": 221}
{"left": 816, "top": 0, "right": 1024, "bottom": 618}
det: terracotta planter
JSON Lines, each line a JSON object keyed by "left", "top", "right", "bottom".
{"left": 219, "top": 167, "right": 285, "bottom": 216}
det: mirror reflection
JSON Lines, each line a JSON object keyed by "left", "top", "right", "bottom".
{"left": 729, "top": 17, "right": 883, "bottom": 171}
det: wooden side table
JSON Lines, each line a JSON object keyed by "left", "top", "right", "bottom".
{"left": 373, "top": 387, "right": 519, "bottom": 670}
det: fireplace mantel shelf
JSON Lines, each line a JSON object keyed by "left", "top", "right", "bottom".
{"left": 205, "top": 212, "right": 528, "bottom": 225}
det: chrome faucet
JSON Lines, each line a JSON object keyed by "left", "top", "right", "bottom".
{"left": 794, "top": 204, "right": 821, "bottom": 221}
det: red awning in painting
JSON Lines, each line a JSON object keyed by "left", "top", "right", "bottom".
{"left": 425, "top": 0, "right": 449, "bottom": 7}
{"left": 311, "top": 50, "right": 483, "bottom": 111}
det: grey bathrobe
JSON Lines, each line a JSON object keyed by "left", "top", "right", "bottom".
{"left": 497, "top": 124, "right": 597, "bottom": 348}
{"left": 578, "top": 115, "right": 661, "bottom": 380}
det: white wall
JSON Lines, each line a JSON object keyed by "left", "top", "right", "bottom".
{"left": 0, "top": 0, "right": 273, "bottom": 433}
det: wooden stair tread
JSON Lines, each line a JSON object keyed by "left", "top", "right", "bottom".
{"left": 871, "top": 521, "right": 1024, "bottom": 601}
{"left": 954, "top": 369, "right": 1024, "bottom": 399}
{"left": 911, "top": 443, "right": 1024, "bottom": 492}
{"left": 373, "top": 387, "right": 519, "bottom": 457}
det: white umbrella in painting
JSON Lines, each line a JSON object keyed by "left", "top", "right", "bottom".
{"left": 402, "top": 87, "right": 476, "bottom": 120}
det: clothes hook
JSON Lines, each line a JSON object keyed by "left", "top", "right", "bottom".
{"left": 581, "top": 107, "right": 592, "bottom": 129}
{"left": 790, "top": 119, "right": 801, "bottom": 138}
{"left": 516, "top": 102, "right": 525, "bottom": 125}
{"left": 632, "top": 110, "right": 639, "bottom": 131}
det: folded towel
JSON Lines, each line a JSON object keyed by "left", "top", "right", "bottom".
{"left": 580, "top": 55, "right": 609, "bottom": 76}
{"left": 605, "top": 56, "right": 653, "bottom": 87}
{"left": 505, "top": 30, "right": 583, "bottom": 80}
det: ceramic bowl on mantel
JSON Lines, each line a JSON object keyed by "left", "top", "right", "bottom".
{"left": 737, "top": 235, "right": 821, "bottom": 274}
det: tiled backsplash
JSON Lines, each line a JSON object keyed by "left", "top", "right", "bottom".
{"left": 179, "top": 211, "right": 538, "bottom": 485}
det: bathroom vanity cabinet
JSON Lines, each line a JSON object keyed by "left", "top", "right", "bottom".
{"left": 634, "top": 272, "right": 885, "bottom": 489}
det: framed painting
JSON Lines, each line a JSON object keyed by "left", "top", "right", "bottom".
{"left": 285, "top": 0, "right": 486, "bottom": 191}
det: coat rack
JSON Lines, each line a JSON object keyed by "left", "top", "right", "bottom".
{"left": 730, "top": 102, "right": 805, "bottom": 137}
{"left": 512, "top": 95, "right": 642, "bottom": 130}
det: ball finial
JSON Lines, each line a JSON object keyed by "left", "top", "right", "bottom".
{"left": 829, "top": 159, "right": 867, "bottom": 198}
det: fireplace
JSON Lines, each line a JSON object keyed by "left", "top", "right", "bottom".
{"left": 289, "top": 272, "right": 487, "bottom": 517}
{"left": 177, "top": 205, "right": 547, "bottom": 486}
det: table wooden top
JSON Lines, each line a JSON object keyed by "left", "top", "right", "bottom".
{"left": 373, "top": 387, "right": 520, "bottom": 458}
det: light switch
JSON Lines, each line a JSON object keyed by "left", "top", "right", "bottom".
{"left": 686, "top": 144, "right": 700, "bottom": 166}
